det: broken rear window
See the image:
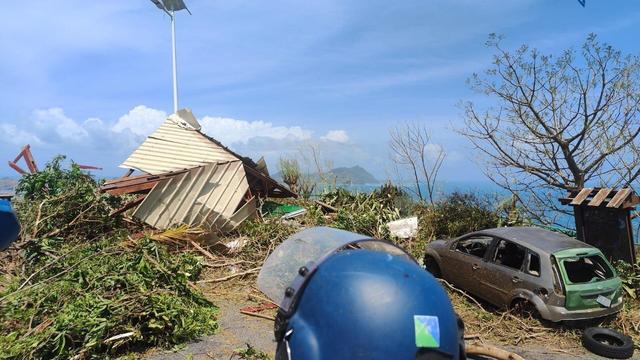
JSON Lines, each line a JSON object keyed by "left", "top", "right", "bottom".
{"left": 561, "top": 255, "right": 614, "bottom": 284}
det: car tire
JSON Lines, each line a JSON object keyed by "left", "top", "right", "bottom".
{"left": 582, "top": 327, "right": 634, "bottom": 359}
{"left": 424, "top": 256, "right": 441, "bottom": 278}
{"left": 511, "top": 299, "right": 539, "bottom": 319}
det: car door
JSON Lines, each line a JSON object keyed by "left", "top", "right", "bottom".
{"left": 441, "top": 235, "right": 494, "bottom": 296}
{"left": 477, "top": 239, "right": 540, "bottom": 307}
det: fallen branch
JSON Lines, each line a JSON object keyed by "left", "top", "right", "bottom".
{"left": 203, "top": 260, "right": 248, "bottom": 268}
{"left": 439, "top": 279, "right": 487, "bottom": 311}
{"left": 104, "top": 332, "right": 135, "bottom": 343}
{"left": 248, "top": 293, "right": 276, "bottom": 306}
{"left": 197, "top": 267, "right": 261, "bottom": 284}
{"left": 189, "top": 240, "right": 217, "bottom": 261}
{"left": 465, "top": 342, "right": 525, "bottom": 360}
{"left": 240, "top": 310, "right": 275, "bottom": 321}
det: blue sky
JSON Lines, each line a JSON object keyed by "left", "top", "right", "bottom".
{"left": 1, "top": 0, "right": 639, "bottom": 181}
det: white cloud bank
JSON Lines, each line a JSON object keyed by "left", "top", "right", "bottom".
{"left": 321, "top": 129, "right": 349, "bottom": 143}
{"left": 0, "top": 106, "right": 361, "bottom": 175}
{"left": 200, "top": 116, "right": 312, "bottom": 145}
{"left": 1, "top": 105, "right": 317, "bottom": 149}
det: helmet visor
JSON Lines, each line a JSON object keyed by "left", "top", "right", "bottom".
{"left": 257, "top": 226, "right": 411, "bottom": 309}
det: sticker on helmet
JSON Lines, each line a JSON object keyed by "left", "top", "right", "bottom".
{"left": 414, "top": 315, "right": 440, "bottom": 348}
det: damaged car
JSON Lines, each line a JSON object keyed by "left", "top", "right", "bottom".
{"left": 424, "top": 227, "right": 623, "bottom": 322}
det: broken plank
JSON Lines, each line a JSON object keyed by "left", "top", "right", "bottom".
{"left": 569, "top": 188, "right": 593, "bottom": 205}
{"left": 607, "top": 188, "right": 632, "bottom": 208}
{"left": 587, "top": 188, "right": 612, "bottom": 207}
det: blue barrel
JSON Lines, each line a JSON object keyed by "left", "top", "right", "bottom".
{"left": 0, "top": 199, "right": 20, "bottom": 250}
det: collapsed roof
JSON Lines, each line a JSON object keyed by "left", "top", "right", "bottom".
{"left": 103, "top": 108, "right": 296, "bottom": 234}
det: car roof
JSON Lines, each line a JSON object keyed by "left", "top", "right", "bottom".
{"left": 464, "top": 226, "right": 595, "bottom": 255}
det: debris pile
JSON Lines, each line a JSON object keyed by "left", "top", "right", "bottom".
{"left": 0, "top": 158, "right": 218, "bottom": 359}
{"left": 101, "top": 109, "right": 296, "bottom": 237}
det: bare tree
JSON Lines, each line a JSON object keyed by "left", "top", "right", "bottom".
{"left": 299, "top": 143, "right": 337, "bottom": 188}
{"left": 390, "top": 123, "right": 446, "bottom": 204}
{"left": 461, "top": 34, "right": 640, "bottom": 224}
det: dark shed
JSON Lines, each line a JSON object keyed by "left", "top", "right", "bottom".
{"left": 560, "top": 188, "right": 638, "bottom": 264}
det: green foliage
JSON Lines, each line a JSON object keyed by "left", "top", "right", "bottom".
{"left": 234, "top": 344, "right": 271, "bottom": 360}
{"left": 372, "top": 182, "right": 414, "bottom": 217}
{"left": 615, "top": 260, "right": 640, "bottom": 300}
{"left": 233, "top": 219, "right": 298, "bottom": 262}
{"left": 496, "top": 195, "right": 532, "bottom": 227}
{"left": 319, "top": 187, "right": 401, "bottom": 238}
{"left": 278, "top": 158, "right": 301, "bottom": 193}
{"left": 0, "top": 236, "right": 218, "bottom": 359}
{"left": 14, "top": 155, "right": 123, "bottom": 240}
{"left": 416, "top": 192, "right": 500, "bottom": 242}
{"left": 1, "top": 155, "right": 217, "bottom": 359}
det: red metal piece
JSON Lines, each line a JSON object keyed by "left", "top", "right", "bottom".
{"left": 77, "top": 164, "right": 103, "bottom": 170}
{"left": 8, "top": 144, "right": 38, "bottom": 175}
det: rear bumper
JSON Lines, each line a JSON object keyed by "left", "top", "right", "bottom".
{"left": 542, "top": 298, "right": 623, "bottom": 322}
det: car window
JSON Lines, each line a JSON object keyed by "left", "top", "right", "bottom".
{"left": 527, "top": 252, "right": 540, "bottom": 277}
{"left": 492, "top": 239, "right": 526, "bottom": 271}
{"left": 561, "top": 254, "right": 614, "bottom": 284}
{"left": 454, "top": 236, "right": 493, "bottom": 258}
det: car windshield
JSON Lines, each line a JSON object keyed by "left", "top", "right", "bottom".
{"left": 560, "top": 254, "right": 614, "bottom": 284}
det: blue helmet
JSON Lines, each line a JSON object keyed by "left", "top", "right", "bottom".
{"left": 258, "top": 227, "right": 465, "bottom": 360}
{"left": 0, "top": 199, "right": 20, "bottom": 250}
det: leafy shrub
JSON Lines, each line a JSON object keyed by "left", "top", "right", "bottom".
{"left": 14, "top": 155, "right": 123, "bottom": 241}
{"left": 232, "top": 219, "right": 299, "bottom": 262}
{"left": 278, "top": 158, "right": 300, "bottom": 193}
{"left": 1, "top": 155, "right": 218, "bottom": 359}
{"left": 0, "top": 237, "right": 217, "bottom": 359}
{"left": 319, "top": 187, "right": 401, "bottom": 238}
{"left": 615, "top": 259, "right": 640, "bottom": 300}
{"left": 416, "top": 192, "right": 500, "bottom": 242}
{"left": 372, "top": 182, "right": 414, "bottom": 217}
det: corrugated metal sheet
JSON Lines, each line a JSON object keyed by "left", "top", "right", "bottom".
{"left": 120, "top": 109, "right": 237, "bottom": 175}
{"left": 133, "top": 161, "right": 252, "bottom": 233}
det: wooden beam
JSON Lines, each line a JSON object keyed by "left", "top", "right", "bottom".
{"left": 570, "top": 188, "right": 593, "bottom": 205}
{"left": 607, "top": 188, "right": 631, "bottom": 208}
{"left": 7, "top": 161, "right": 27, "bottom": 175}
{"left": 588, "top": 188, "right": 612, "bottom": 207}
{"left": 109, "top": 195, "right": 145, "bottom": 216}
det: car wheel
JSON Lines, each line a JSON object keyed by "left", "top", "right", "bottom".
{"left": 511, "top": 299, "right": 539, "bottom": 319}
{"left": 424, "top": 256, "right": 441, "bottom": 278}
{"left": 582, "top": 327, "right": 634, "bottom": 359}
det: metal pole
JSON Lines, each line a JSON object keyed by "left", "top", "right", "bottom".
{"left": 171, "top": 10, "right": 179, "bottom": 113}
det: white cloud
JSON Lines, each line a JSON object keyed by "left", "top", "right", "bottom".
{"left": 112, "top": 105, "right": 168, "bottom": 137}
{"left": 321, "top": 130, "right": 349, "bottom": 143}
{"left": 200, "top": 116, "right": 312, "bottom": 144}
{"left": 0, "top": 123, "right": 42, "bottom": 146}
{"left": 33, "top": 108, "right": 89, "bottom": 142}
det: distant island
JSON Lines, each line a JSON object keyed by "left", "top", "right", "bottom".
{"left": 273, "top": 165, "right": 378, "bottom": 185}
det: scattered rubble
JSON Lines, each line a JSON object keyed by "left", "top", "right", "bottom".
{"left": 387, "top": 216, "right": 418, "bottom": 239}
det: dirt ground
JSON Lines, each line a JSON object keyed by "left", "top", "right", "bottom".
{"left": 144, "top": 276, "right": 639, "bottom": 360}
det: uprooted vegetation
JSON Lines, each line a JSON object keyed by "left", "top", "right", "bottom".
{"left": 0, "top": 158, "right": 218, "bottom": 359}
